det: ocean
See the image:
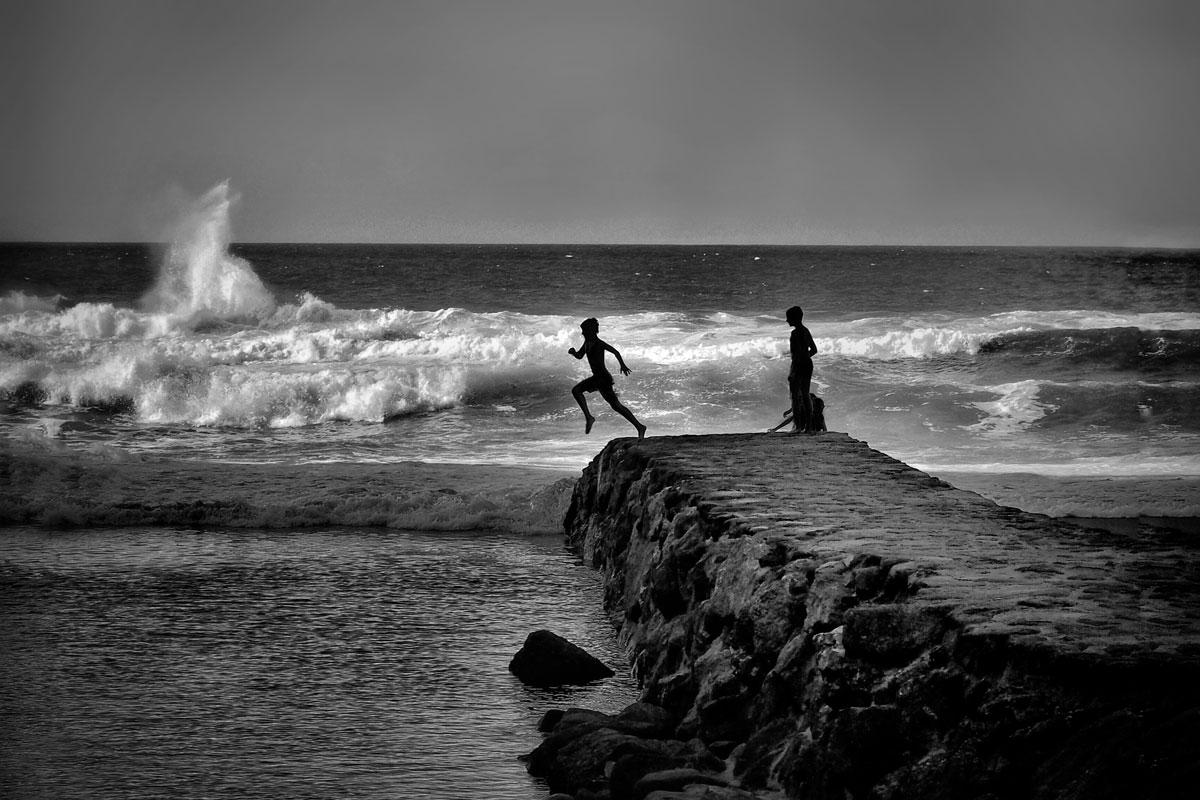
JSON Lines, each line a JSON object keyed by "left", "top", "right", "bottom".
{"left": 2, "top": 184, "right": 1199, "bottom": 796}
{"left": 3, "top": 188, "right": 1198, "bottom": 519}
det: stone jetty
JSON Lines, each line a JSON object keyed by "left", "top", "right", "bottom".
{"left": 554, "top": 432, "right": 1200, "bottom": 799}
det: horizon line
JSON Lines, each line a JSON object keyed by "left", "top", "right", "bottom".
{"left": 3, "top": 239, "right": 1198, "bottom": 251}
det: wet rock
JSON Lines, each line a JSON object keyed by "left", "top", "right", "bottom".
{"left": 509, "top": 629, "right": 615, "bottom": 686}
{"left": 612, "top": 701, "right": 678, "bottom": 737}
{"left": 632, "top": 768, "right": 728, "bottom": 799}
{"left": 546, "top": 727, "right": 648, "bottom": 794}
{"left": 527, "top": 701, "right": 729, "bottom": 798}
{"left": 841, "top": 603, "right": 952, "bottom": 665}
{"left": 539, "top": 708, "right": 566, "bottom": 732}
{"left": 610, "top": 751, "right": 691, "bottom": 800}
{"left": 561, "top": 433, "right": 1200, "bottom": 799}
{"left": 643, "top": 787, "right": 761, "bottom": 800}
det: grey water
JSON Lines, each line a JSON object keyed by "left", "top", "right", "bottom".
{"left": 0, "top": 526, "right": 637, "bottom": 799}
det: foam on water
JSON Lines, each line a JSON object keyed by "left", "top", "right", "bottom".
{"left": 817, "top": 310, "right": 1200, "bottom": 360}
{"left": 140, "top": 181, "right": 276, "bottom": 325}
{"left": 3, "top": 186, "right": 1199, "bottom": 519}
{"left": 966, "top": 380, "right": 1052, "bottom": 434}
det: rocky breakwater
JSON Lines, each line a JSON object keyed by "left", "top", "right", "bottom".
{"left": 562, "top": 432, "right": 1200, "bottom": 799}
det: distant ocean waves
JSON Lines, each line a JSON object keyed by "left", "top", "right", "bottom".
{"left": 4, "top": 288, "right": 1197, "bottom": 429}
{"left": 4, "top": 280, "right": 1200, "bottom": 520}
{"left": 930, "top": 470, "right": 1200, "bottom": 523}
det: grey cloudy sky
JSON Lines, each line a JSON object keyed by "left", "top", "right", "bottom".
{"left": 3, "top": 0, "right": 1198, "bottom": 245}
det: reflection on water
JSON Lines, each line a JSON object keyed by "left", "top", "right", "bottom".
{"left": 0, "top": 527, "right": 636, "bottom": 799}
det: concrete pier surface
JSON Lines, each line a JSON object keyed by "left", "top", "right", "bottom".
{"left": 594, "top": 432, "right": 1200, "bottom": 661}
{"left": 564, "top": 432, "right": 1200, "bottom": 799}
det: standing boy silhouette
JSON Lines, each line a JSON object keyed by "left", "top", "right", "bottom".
{"left": 787, "top": 306, "right": 819, "bottom": 433}
{"left": 568, "top": 317, "right": 647, "bottom": 439}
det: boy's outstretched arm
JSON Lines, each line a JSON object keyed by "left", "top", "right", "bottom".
{"left": 603, "top": 340, "right": 632, "bottom": 375}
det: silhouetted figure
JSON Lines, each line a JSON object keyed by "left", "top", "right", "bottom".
{"left": 569, "top": 317, "right": 646, "bottom": 439}
{"left": 786, "top": 305, "right": 818, "bottom": 433}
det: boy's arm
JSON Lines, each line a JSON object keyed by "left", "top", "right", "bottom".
{"left": 567, "top": 339, "right": 587, "bottom": 359}
{"left": 603, "top": 340, "right": 632, "bottom": 375}
{"left": 806, "top": 328, "right": 818, "bottom": 357}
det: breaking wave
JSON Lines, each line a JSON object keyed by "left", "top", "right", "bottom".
{"left": 4, "top": 295, "right": 1200, "bottom": 432}
{"left": 0, "top": 439, "right": 575, "bottom": 534}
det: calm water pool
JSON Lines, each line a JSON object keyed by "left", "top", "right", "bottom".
{"left": 0, "top": 526, "right": 637, "bottom": 799}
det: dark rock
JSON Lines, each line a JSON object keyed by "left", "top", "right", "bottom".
{"left": 613, "top": 701, "right": 678, "bottom": 737}
{"left": 525, "top": 715, "right": 613, "bottom": 776}
{"left": 841, "top": 604, "right": 951, "bottom": 665}
{"left": 558, "top": 708, "right": 619, "bottom": 730}
{"left": 608, "top": 738, "right": 724, "bottom": 800}
{"left": 696, "top": 693, "right": 752, "bottom": 743}
{"left": 733, "top": 718, "right": 794, "bottom": 788}
{"left": 610, "top": 752, "right": 691, "bottom": 800}
{"left": 706, "top": 740, "right": 739, "bottom": 759}
{"left": 539, "top": 708, "right": 566, "bottom": 731}
{"left": 643, "top": 788, "right": 761, "bottom": 800}
{"left": 632, "top": 768, "right": 728, "bottom": 800}
{"left": 509, "top": 629, "right": 615, "bottom": 686}
{"left": 547, "top": 728, "right": 648, "bottom": 794}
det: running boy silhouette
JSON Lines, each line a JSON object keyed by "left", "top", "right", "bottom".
{"left": 786, "top": 306, "right": 819, "bottom": 433}
{"left": 568, "top": 317, "right": 647, "bottom": 439}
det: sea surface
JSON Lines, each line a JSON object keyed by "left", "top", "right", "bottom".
{"left": 2, "top": 183, "right": 1200, "bottom": 796}
{"left": 0, "top": 526, "right": 635, "bottom": 799}
{"left": 3, "top": 185, "right": 1198, "bottom": 517}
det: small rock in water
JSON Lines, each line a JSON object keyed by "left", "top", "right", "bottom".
{"left": 508, "top": 629, "right": 615, "bottom": 687}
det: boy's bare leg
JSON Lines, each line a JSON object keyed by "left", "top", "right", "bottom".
{"left": 800, "top": 390, "right": 814, "bottom": 434}
{"left": 610, "top": 399, "right": 646, "bottom": 439}
{"left": 572, "top": 386, "right": 596, "bottom": 433}
{"left": 788, "top": 377, "right": 805, "bottom": 433}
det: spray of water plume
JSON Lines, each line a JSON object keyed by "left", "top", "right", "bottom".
{"left": 141, "top": 181, "right": 276, "bottom": 324}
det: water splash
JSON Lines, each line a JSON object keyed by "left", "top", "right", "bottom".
{"left": 140, "top": 181, "right": 276, "bottom": 324}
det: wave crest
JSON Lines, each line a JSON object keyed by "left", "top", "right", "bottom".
{"left": 140, "top": 181, "right": 277, "bottom": 325}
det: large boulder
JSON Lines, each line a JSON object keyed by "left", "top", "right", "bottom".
{"left": 509, "top": 629, "right": 615, "bottom": 686}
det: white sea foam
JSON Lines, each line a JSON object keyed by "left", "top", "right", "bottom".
{"left": 0, "top": 290, "right": 63, "bottom": 315}
{"left": 6, "top": 296, "right": 1199, "bottom": 446}
{"left": 141, "top": 181, "right": 276, "bottom": 324}
{"left": 965, "top": 380, "right": 1053, "bottom": 433}
{"left": 810, "top": 310, "right": 1200, "bottom": 360}
{"left": 135, "top": 364, "right": 467, "bottom": 427}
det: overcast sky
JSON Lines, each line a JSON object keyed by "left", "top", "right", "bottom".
{"left": 3, "top": 0, "right": 1198, "bottom": 245}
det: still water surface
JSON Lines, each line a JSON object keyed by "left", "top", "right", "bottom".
{"left": 0, "top": 527, "right": 637, "bottom": 799}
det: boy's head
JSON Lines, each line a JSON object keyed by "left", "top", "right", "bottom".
{"left": 785, "top": 306, "right": 803, "bottom": 326}
{"left": 580, "top": 317, "right": 599, "bottom": 335}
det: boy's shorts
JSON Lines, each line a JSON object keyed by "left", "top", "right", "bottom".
{"left": 577, "top": 375, "right": 618, "bottom": 402}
